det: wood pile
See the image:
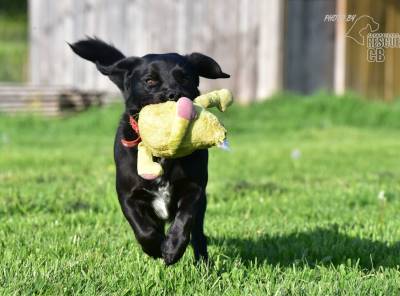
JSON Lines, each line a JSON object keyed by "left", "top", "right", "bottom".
{"left": 0, "top": 85, "right": 110, "bottom": 116}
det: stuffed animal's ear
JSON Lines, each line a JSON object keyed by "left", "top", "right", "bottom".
{"left": 186, "top": 53, "right": 230, "bottom": 79}
{"left": 69, "top": 38, "right": 140, "bottom": 90}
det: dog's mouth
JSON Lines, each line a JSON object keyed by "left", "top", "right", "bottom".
{"left": 147, "top": 93, "right": 194, "bottom": 104}
{"left": 159, "top": 97, "right": 177, "bottom": 103}
{"left": 126, "top": 99, "right": 173, "bottom": 116}
{"left": 127, "top": 92, "right": 195, "bottom": 115}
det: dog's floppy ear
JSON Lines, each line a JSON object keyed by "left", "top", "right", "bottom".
{"left": 69, "top": 37, "right": 125, "bottom": 66}
{"left": 69, "top": 38, "right": 140, "bottom": 90}
{"left": 186, "top": 53, "right": 230, "bottom": 79}
{"left": 95, "top": 57, "right": 140, "bottom": 75}
{"left": 95, "top": 57, "right": 142, "bottom": 91}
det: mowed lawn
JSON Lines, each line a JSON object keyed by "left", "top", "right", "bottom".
{"left": 1, "top": 93, "right": 400, "bottom": 295}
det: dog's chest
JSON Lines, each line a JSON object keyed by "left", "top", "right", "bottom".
{"left": 146, "top": 182, "right": 172, "bottom": 220}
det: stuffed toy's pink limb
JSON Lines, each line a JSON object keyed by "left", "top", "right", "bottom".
{"left": 167, "top": 97, "right": 195, "bottom": 154}
{"left": 176, "top": 97, "right": 196, "bottom": 120}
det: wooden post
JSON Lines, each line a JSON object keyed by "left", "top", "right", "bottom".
{"left": 334, "top": 0, "right": 347, "bottom": 95}
{"left": 256, "top": 0, "right": 284, "bottom": 101}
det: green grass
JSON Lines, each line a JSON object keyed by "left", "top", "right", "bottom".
{"left": 1, "top": 93, "right": 400, "bottom": 295}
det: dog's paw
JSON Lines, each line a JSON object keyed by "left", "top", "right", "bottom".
{"left": 162, "top": 252, "right": 177, "bottom": 266}
{"left": 161, "top": 240, "right": 179, "bottom": 266}
{"left": 161, "top": 235, "right": 189, "bottom": 266}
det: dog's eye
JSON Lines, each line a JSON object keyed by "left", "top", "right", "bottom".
{"left": 146, "top": 79, "right": 158, "bottom": 87}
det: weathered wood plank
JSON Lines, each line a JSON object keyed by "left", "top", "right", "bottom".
{"left": 257, "top": 0, "right": 284, "bottom": 101}
{"left": 344, "top": 0, "right": 400, "bottom": 100}
{"left": 284, "top": 0, "right": 336, "bottom": 94}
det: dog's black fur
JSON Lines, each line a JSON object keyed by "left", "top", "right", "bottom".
{"left": 70, "top": 38, "right": 229, "bottom": 265}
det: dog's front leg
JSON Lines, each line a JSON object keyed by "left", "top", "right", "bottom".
{"left": 161, "top": 183, "right": 203, "bottom": 265}
{"left": 118, "top": 190, "right": 165, "bottom": 259}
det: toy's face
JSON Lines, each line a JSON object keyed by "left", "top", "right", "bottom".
{"left": 125, "top": 54, "right": 200, "bottom": 114}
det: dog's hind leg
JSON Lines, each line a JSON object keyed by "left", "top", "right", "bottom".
{"left": 191, "top": 192, "right": 208, "bottom": 262}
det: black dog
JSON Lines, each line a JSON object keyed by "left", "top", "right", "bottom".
{"left": 70, "top": 38, "right": 229, "bottom": 265}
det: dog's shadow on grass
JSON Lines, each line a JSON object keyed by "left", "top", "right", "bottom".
{"left": 209, "top": 225, "right": 400, "bottom": 269}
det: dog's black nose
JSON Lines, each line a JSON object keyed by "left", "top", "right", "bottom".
{"left": 166, "top": 91, "right": 181, "bottom": 101}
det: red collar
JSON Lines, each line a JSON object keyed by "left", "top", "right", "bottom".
{"left": 121, "top": 115, "right": 141, "bottom": 148}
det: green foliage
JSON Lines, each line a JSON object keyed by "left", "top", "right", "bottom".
{"left": 0, "top": 40, "right": 27, "bottom": 81}
{"left": 0, "top": 0, "right": 27, "bottom": 17}
{"left": 0, "top": 1, "right": 27, "bottom": 81}
{"left": 1, "top": 93, "right": 400, "bottom": 295}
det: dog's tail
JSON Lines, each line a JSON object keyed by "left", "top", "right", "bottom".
{"left": 68, "top": 37, "right": 125, "bottom": 66}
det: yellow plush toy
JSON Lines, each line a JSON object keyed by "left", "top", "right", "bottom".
{"left": 129, "top": 89, "right": 233, "bottom": 180}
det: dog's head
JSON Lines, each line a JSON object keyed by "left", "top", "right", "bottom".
{"left": 70, "top": 38, "right": 230, "bottom": 114}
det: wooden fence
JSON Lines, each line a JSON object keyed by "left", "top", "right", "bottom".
{"left": 29, "top": 0, "right": 284, "bottom": 103}
{"left": 284, "top": 0, "right": 336, "bottom": 94}
{"left": 27, "top": 0, "right": 400, "bottom": 103}
{"left": 344, "top": 0, "right": 400, "bottom": 101}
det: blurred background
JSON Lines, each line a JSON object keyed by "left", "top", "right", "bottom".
{"left": 2, "top": 2, "right": 400, "bottom": 292}
{"left": 1, "top": 0, "right": 400, "bottom": 115}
